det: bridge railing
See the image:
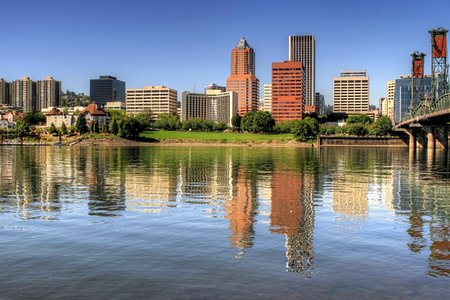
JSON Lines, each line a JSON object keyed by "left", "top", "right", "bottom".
{"left": 400, "top": 93, "right": 450, "bottom": 123}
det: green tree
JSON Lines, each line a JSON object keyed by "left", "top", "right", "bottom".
{"left": 347, "top": 123, "right": 368, "bottom": 136}
{"left": 154, "top": 113, "right": 181, "bottom": 130}
{"left": 304, "top": 117, "right": 319, "bottom": 136}
{"left": 121, "top": 117, "right": 143, "bottom": 139}
{"left": 294, "top": 121, "right": 312, "bottom": 142}
{"left": 134, "top": 110, "right": 153, "bottom": 130}
{"left": 23, "top": 111, "right": 46, "bottom": 125}
{"left": 109, "top": 118, "right": 119, "bottom": 135}
{"left": 75, "top": 114, "right": 88, "bottom": 134}
{"left": 61, "top": 122, "right": 68, "bottom": 135}
{"left": 231, "top": 114, "right": 241, "bottom": 131}
{"left": 252, "top": 111, "right": 275, "bottom": 133}
{"left": 49, "top": 122, "right": 58, "bottom": 134}
{"left": 241, "top": 111, "right": 256, "bottom": 132}
{"left": 90, "top": 121, "right": 99, "bottom": 133}
{"left": 346, "top": 115, "right": 372, "bottom": 125}
{"left": 15, "top": 120, "right": 30, "bottom": 144}
{"left": 370, "top": 116, "right": 392, "bottom": 136}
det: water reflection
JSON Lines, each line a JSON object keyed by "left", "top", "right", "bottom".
{"left": 0, "top": 146, "right": 449, "bottom": 278}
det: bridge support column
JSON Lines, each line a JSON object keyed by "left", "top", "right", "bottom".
{"left": 415, "top": 129, "right": 427, "bottom": 149}
{"left": 407, "top": 130, "right": 416, "bottom": 149}
{"left": 426, "top": 127, "right": 435, "bottom": 150}
{"left": 434, "top": 126, "right": 448, "bottom": 149}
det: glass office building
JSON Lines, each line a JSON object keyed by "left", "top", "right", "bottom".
{"left": 90, "top": 75, "right": 125, "bottom": 106}
{"left": 394, "top": 77, "right": 432, "bottom": 124}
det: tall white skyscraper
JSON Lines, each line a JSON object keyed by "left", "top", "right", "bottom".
{"left": 288, "top": 35, "right": 316, "bottom": 106}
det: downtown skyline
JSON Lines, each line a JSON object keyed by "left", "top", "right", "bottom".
{"left": 1, "top": 0, "right": 449, "bottom": 106}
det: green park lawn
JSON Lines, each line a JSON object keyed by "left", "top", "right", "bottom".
{"left": 140, "top": 130, "right": 294, "bottom": 142}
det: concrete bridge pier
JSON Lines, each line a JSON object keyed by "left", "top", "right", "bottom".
{"left": 415, "top": 129, "right": 427, "bottom": 149}
{"left": 434, "top": 127, "right": 448, "bottom": 149}
{"left": 426, "top": 127, "right": 436, "bottom": 150}
{"left": 407, "top": 130, "right": 416, "bottom": 150}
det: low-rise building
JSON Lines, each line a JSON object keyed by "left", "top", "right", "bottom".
{"left": 82, "top": 103, "right": 109, "bottom": 127}
{"left": 45, "top": 108, "right": 77, "bottom": 127}
{"left": 104, "top": 101, "right": 126, "bottom": 111}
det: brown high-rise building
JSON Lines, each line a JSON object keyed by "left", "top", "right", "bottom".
{"left": 271, "top": 61, "right": 305, "bottom": 121}
{"left": 226, "top": 37, "right": 259, "bottom": 116}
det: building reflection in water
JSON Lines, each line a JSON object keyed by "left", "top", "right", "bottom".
{"left": 1, "top": 146, "right": 449, "bottom": 277}
{"left": 270, "top": 169, "right": 315, "bottom": 276}
{"left": 225, "top": 163, "right": 257, "bottom": 251}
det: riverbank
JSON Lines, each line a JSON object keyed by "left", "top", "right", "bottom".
{"left": 1, "top": 131, "right": 411, "bottom": 148}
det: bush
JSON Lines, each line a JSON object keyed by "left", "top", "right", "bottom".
{"left": 213, "top": 122, "right": 228, "bottom": 131}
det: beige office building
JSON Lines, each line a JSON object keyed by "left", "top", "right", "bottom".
{"left": 263, "top": 84, "right": 272, "bottom": 112}
{"left": 37, "top": 76, "right": 61, "bottom": 111}
{"left": 384, "top": 80, "right": 395, "bottom": 122}
{"left": 126, "top": 86, "right": 177, "bottom": 117}
{"left": 182, "top": 88, "right": 237, "bottom": 126}
{"left": 10, "top": 76, "right": 36, "bottom": 112}
{"left": 333, "top": 70, "right": 369, "bottom": 112}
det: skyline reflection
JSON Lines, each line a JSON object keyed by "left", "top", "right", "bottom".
{"left": 0, "top": 146, "right": 448, "bottom": 277}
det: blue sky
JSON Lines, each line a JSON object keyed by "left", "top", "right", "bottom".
{"left": 1, "top": 0, "right": 449, "bottom": 106}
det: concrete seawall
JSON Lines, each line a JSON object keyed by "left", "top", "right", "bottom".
{"left": 318, "top": 136, "right": 408, "bottom": 147}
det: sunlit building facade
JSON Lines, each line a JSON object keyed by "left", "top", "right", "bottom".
{"left": 226, "top": 37, "right": 260, "bottom": 116}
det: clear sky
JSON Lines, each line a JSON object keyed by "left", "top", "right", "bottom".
{"left": 1, "top": 0, "right": 449, "bottom": 106}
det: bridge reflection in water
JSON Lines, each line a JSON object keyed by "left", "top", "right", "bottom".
{"left": 0, "top": 146, "right": 448, "bottom": 278}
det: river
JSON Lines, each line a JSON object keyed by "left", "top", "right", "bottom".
{"left": 0, "top": 146, "right": 448, "bottom": 299}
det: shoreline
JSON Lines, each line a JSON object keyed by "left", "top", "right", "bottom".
{"left": 0, "top": 133, "right": 412, "bottom": 148}
{"left": 0, "top": 137, "right": 411, "bottom": 148}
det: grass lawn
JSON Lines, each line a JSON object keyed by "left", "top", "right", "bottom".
{"left": 140, "top": 130, "right": 294, "bottom": 142}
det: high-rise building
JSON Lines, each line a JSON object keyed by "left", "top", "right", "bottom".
{"left": 10, "top": 77, "right": 37, "bottom": 112}
{"left": 90, "top": 75, "right": 125, "bottom": 106}
{"left": 315, "top": 92, "right": 325, "bottom": 116}
{"left": 126, "top": 85, "right": 177, "bottom": 117}
{"left": 226, "top": 38, "right": 259, "bottom": 116}
{"left": 393, "top": 76, "right": 432, "bottom": 124}
{"left": 37, "top": 76, "right": 61, "bottom": 110}
{"left": 182, "top": 87, "right": 237, "bottom": 126}
{"left": 333, "top": 70, "right": 369, "bottom": 113}
{"left": 204, "top": 83, "right": 226, "bottom": 93}
{"left": 271, "top": 61, "right": 305, "bottom": 121}
{"left": 263, "top": 84, "right": 272, "bottom": 112}
{"left": 289, "top": 35, "right": 316, "bottom": 106}
{"left": 385, "top": 80, "right": 396, "bottom": 122}
{"left": 0, "top": 79, "right": 10, "bottom": 105}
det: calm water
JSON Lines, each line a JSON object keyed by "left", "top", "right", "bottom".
{"left": 0, "top": 146, "right": 448, "bottom": 299}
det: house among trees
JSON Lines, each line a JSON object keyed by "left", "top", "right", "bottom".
{"left": 46, "top": 108, "right": 77, "bottom": 127}
{"left": 82, "top": 103, "right": 109, "bottom": 127}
